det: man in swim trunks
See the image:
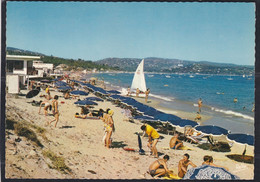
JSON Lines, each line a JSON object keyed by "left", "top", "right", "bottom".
{"left": 178, "top": 153, "right": 197, "bottom": 178}
{"left": 169, "top": 133, "right": 183, "bottom": 150}
{"left": 141, "top": 124, "right": 160, "bottom": 158}
{"left": 149, "top": 155, "right": 172, "bottom": 179}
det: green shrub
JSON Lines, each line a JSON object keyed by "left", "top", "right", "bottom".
{"left": 42, "top": 150, "right": 71, "bottom": 174}
{"left": 14, "top": 122, "right": 43, "bottom": 148}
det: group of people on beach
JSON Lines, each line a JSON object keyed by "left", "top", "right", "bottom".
{"left": 148, "top": 152, "right": 227, "bottom": 179}
{"left": 140, "top": 123, "right": 228, "bottom": 179}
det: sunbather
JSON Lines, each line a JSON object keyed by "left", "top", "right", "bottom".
{"left": 178, "top": 153, "right": 197, "bottom": 178}
{"left": 75, "top": 112, "right": 93, "bottom": 118}
{"left": 149, "top": 155, "right": 172, "bottom": 179}
{"left": 169, "top": 133, "right": 183, "bottom": 150}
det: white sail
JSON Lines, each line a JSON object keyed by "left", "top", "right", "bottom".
{"left": 131, "top": 59, "right": 147, "bottom": 92}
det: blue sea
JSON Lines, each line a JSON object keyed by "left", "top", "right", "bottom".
{"left": 90, "top": 73, "right": 255, "bottom": 135}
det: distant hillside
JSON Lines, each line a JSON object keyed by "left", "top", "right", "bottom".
{"left": 96, "top": 57, "right": 254, "bottom": 75}
{"left": 6, "top": 47, "right": 118, "bottom": 71}
{"left": 6, "top": 47, "right": 254, "bottom": 75}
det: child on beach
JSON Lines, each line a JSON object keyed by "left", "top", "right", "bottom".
{"left": 195, "top": 112, "right": 201, "bottom": 121}
{"left": 178, "top": 153, "right": 197, "bottom": 178}
{"left": 48, "top": 95, "right": 59, "bottom": 128}
{"left": 141, "top": 124, "right": 160, "bottom": 158}
{"left": 148, "top": 155, "right": 173, "bottom": 179}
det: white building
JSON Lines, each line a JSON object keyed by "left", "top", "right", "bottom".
{"left": 6, "top": 55, "right": 41, "bottom": 76}
{"left": 6, "top": 55, "right": 41, "bottom": 93}
{"left": 33, "top": 60, "right": 54, "bottom": 76}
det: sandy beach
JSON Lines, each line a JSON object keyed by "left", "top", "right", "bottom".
{"left": 5, "top": 83, "right": 254, "bottom": 179}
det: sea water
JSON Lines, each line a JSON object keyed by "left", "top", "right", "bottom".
{"left": 90, "top": 73, "right": 254, "bottom": 135}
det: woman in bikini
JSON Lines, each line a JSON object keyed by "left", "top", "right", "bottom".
{"left": 48, "top": 95, "right": 59, "bottom": 128}
{"left": 149, "top": 155, "right": 172, "bottom": 179}
{"left": 105, "top": 110, "right": 114, "bottom": 149}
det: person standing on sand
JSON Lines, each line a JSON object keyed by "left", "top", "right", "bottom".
{"left": 149, "top": 155, "right": 173, "bottom": 179}
{"left": 198, "top": 98, "right": 202, "bottom": 113}
{"left": 178, "top": 153, "right": 197, "bottom": 178}
{"left": 141, "top": 124, "right": 160, "bottom": 158}
{"left": 45, "top": 85, "right": 50, "bottom": 96}
{"left": 145, "top": 88, "right": 150, "bottom": 103}
{"left": 169, "top": 133, "right": 183, "bottom": 150}
{"left": 202, "top": 155, "right": 229, "bottom": 171}
{"left": 136, "top": 88, "right": 140, "bottom": 97}
{"left": 48, "top": 95, "right": 59, "bottom": 128}
{"left": 105, "top": 110, "right": 115, "bottom": 149}
{"left": 194, "top": 112, "right": 201, "bottom": 121}
{"left": 127, "top": 86, "right": 131, "bottom": 96}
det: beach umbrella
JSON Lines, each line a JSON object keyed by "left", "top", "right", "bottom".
{"left": 183, "top": 165, "right": 239, "bottom": 180}
{"left": 85, "top": 97, "right": 104, "bottom": 102}
{"left": 109, "top": 94, "right": 123, "bottom": 100}
{"left": 178, "top": 119, "right": 198, "bottom": 128}
{"left": 195, "top": 125, "right": 230, "bottom": 136}
{"left": 40, "top": 79, "right": 51, "bottom": 83}
{"left": 134, "top": 115, "right": 156, "bottom": 121}
{"left": 138, "top": 134, "right": 145, "bottom": 155}
{"left": 107, "top": 90, "right": 121, "bottom": 94}
{"left": 26, "top": 89, "right": 40, "bottom": 98}
{"left": 71, "top": 90, "right": 89, "bottom": 96}
{"left": 54, "top": 81, "right": 67, "bottom": 87}
{"left": 57, "top": 86, "right": 72, "bottom": 91}
{"left": 74, "top": 100, "right": 98, "bottom": 106}
{"left": 227, "top": 133, "right": 254, "bottom": 146}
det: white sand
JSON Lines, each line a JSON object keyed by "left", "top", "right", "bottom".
{"left": 5, "top": 88, "right": 254, "bottom": 179}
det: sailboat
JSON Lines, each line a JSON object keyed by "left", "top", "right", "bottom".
{"left": 130, "top": 59, "right": 147, "bottom": 97}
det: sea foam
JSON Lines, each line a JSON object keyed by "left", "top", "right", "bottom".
{"left": 211, "top": 107, "right": 254, "bottom": 121}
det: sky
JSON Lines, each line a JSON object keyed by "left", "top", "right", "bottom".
{"left": 6, "top": 2, "right": 255, "bottom": 65}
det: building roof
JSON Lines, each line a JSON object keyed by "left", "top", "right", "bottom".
{"left": 6, "top": 55, "right": 41, "bottom": 61}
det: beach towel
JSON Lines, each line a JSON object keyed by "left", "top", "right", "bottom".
{"left": 161, "top": 146, "right": 193, "bottom": 150}
{"left": 163, "top": 173, "right": 182, "bottom": 180}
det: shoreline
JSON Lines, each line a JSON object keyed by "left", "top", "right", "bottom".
{"left": 94, "top": 77, "right": 254, "bottom": 135}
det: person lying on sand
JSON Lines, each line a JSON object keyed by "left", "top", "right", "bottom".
{"left": 75, "top": 112, "right": 93, "bottom": 118}
{"left": 169, "top": 133, "right": 183, "bottom": 150}
{"left": 148, "top": 155, "right": 173, "bottom": 179}
{"left": 141, "top": 124, "right": 160, "bottom": 158}
{"left": 178, "top": 153, "right": 197, "bottom": 178}
{"left": 202, "top": 155, "right": 229, "bottom": 171}
{"left": 64, "top": 91, "right": 71, "bottom": 99}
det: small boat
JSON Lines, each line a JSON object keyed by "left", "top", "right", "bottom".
{"left": 165, "top": 75, "right": 171, "bottom": 78}
{"left": 130, "top": 59, "right": 147, "bottom": 97}
{"left": 189, "top": 75, "right": 195, "bottom": 78}
{"left": 148, "top": 74, "right": 154, "bottom": 77}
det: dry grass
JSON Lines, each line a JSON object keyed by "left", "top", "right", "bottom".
{"left": 42, "top": 150, "right": 72, "bottom": 174}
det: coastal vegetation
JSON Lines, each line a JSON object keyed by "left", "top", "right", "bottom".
{"left": 7, "top": 47, "right": 254, "bottom": 75}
